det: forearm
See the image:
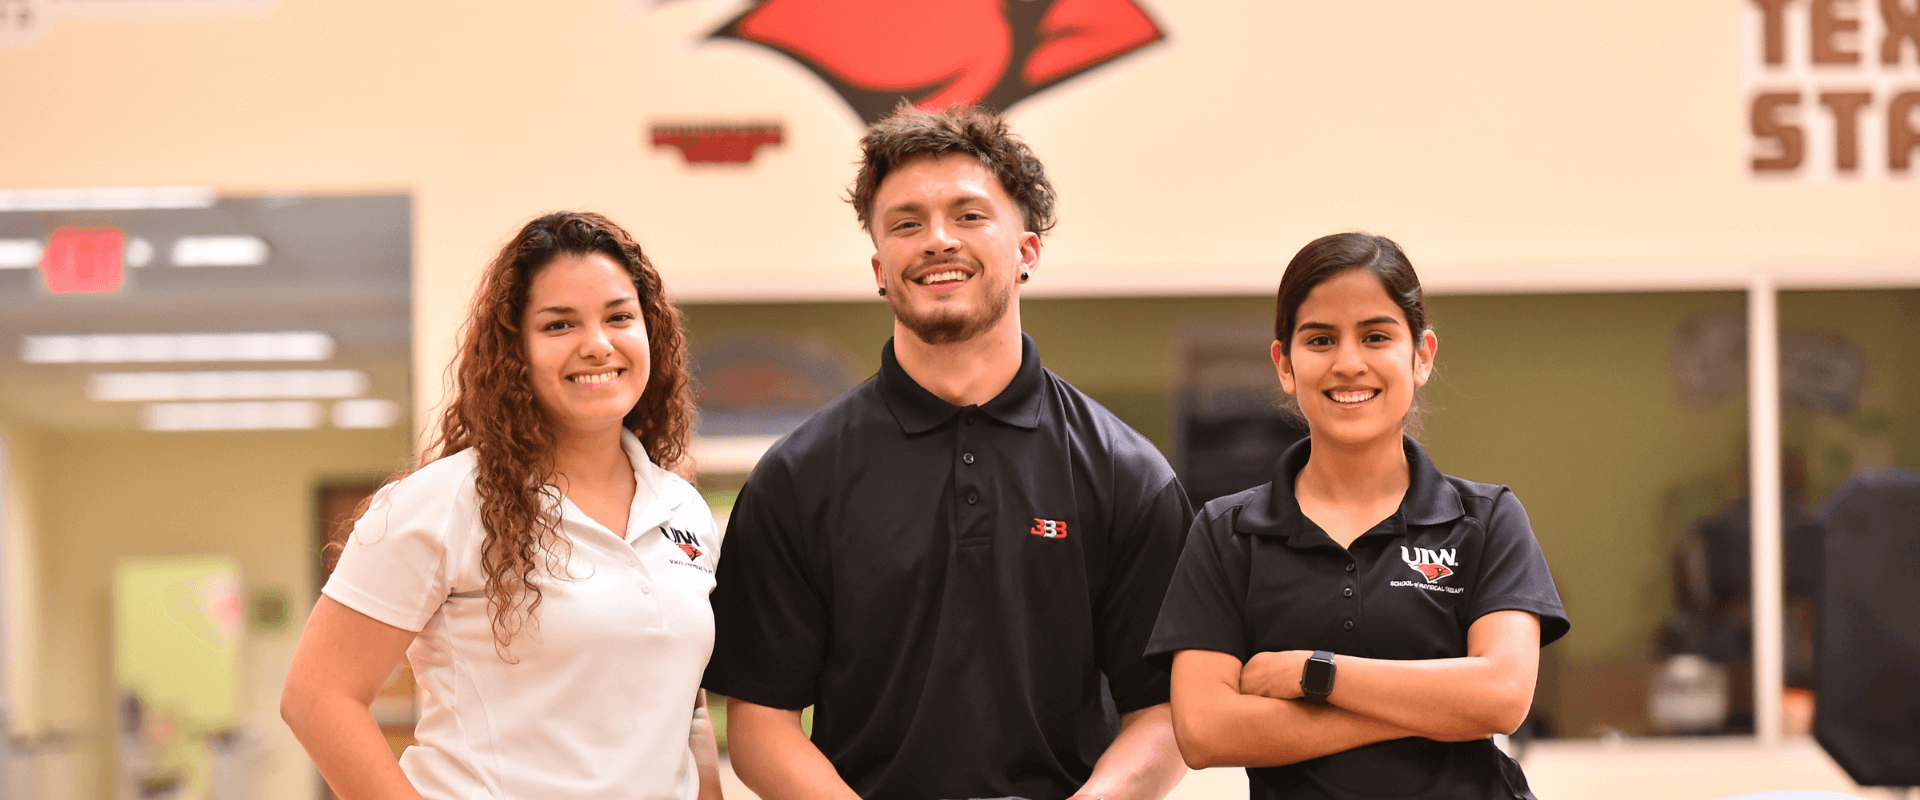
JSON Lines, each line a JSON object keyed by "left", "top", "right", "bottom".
{"left": 1072, "top": 704, "right": 1185, "bottom": 800}
{"left": 1326, "top": 655, "right": 1531, "bottom": 740}
{"left": 282, "top": 689, "right": 423, "bottom": 800}
{"left": 1171, "top": 650, "right": 1417, "bottom": 769}
{"left": 724, "top": 698, "right": 859, "bottom": 800}
{"left": 691, "top": 691, "right": 723, "bottom": 800}
{"left": 1176, "top": 687, "right": 1418, "bottom": 768}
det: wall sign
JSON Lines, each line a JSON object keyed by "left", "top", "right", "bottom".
{"left": 650, "top": 122, "right": 785, "bottom": 165}
{"left": 1746, "top": 0, "right": 1920, "bottom": 180}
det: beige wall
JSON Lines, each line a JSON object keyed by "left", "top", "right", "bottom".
{"left": 31, "top": 427, "right": 408, "bottom": 800}
{"left": 1, "top": 0, "right": 1915, "bottom": 428}
{"left": 2, "top": 421, "right": 46, "bottom": 734}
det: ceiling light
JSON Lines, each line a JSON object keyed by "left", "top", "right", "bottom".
{"left": 144, "top": 400, "right": 322, "bottom": 431}
{"left": 89, "top": 369, "right": 368, "bottom": 401}
{"left": 332, "top": 398, "right": 401, "bottom": 429}
{"left": 0, "top": 187, "right": 216, "bottom": 212}
{"left": 21, "top": 332, "right": 335, "bottom": 364}
{"left": 171, "top": 236, "right": 268, "bottom": 267}
{"left": 0, "top": 239, "right": 41, "bottom": 269}
{"left": 125, "top": 238, "right": 154, "bottom": 268}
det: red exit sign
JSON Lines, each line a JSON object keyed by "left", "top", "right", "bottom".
{"left": 41, "top": 227, "right": 127, "bottom": 294}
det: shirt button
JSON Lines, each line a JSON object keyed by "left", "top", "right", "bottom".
{"left": 963, "top": 452, "right": 975, "bottom": 465}
{"left": 967, "top": 493, "right": 979, "bottom": 505}
{"left": 1345, "top": 563, "right": 1355, "bottom": 572}
{"left": 1343, "top": 619, "right": 1355, "bottom": 631}
{"left": 1343, "top": 587, "right": 1354, "bottom": 597}
{"left": 641, "top": 583, "right": 653, "bottom": 594}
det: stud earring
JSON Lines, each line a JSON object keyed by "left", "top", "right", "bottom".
{"left": 877, "top": 287, "right": 887, "bottom": 297}
{"left": 1019, "top": 271, "right": 1030, "bottom": 282}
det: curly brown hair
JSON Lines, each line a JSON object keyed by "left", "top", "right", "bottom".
{"left": 393, "top": 211, "right": 694, "bottom": 655}
{"left": 848, "top": 103, "right": 1057, "bottom": 238}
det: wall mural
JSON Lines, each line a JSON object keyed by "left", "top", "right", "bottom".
{"left": 708, "top": 0, "right": 1166, "bottom": 123}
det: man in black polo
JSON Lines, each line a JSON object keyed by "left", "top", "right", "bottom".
{"left": 702, "top": 105, "right": 1193, "bottom": 800}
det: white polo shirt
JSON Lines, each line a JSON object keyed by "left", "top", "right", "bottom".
{"left": 323, "top": 430, "right": 720, "bottom": 800}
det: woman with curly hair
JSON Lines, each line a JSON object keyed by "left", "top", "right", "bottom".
{"left": 282, "top": 212, "right": 721, "bottom": 800}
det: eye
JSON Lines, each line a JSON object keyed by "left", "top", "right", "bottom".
{"left": 541, "top": 319, "right": 571, "bottom": 332}
{"left": 890, "top": 219, "right": 920, "bottom": 233}
{"left": 608, "top": 311, "right": 636, "bottom": 324}
{"left": 1364, "top": 331, "right": 1393, "bottom": 344}
{"left": 959, "top": 211, "right": 987, "bottom": 222}
{"left": 1305, "top": 334, "right": 1334, "bottom": 347}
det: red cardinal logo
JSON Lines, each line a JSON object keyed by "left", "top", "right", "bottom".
{"left": 677, "top": 542, "right": 703, "bottom": 559}
{"left": 1401, "top": 546, "right": 1457, "bottom": 583}
{"left": 713, "top": 0, "right": 1165, "bottom": 123}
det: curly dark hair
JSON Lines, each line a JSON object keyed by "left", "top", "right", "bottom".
{"left": 369, "top": 211, "right": 695, "bottom": 656}
{"left": 848, "top": 103, "right": 1057, "bottom": 237}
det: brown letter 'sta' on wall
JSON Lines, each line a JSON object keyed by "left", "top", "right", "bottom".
{"left": 1890, "top": 91, "right": 1920, "bottom": 170}
{"left": 1753, "top": 92, "right": 1806, "bottom": 171}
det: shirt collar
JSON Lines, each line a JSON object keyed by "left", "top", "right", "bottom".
{"left": 878, "top": 333, "right": 1046, "bottom": 434}
{"left": 621, "top": 428, "right": 685, "bottom": 535}
{"left": 1234, "top": 435, "right": 1464, "bottom": 544}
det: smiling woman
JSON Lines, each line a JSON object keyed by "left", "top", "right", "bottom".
{"left": 280, "top": 212, "right": 724, "bottom": 800}
{"left": 1149, "top": 232, "right": 1570, "bottom": 800}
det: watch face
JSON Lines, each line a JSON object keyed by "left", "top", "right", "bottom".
{"left": 1304, "top": 654, "right": 1336, "bottom": 695}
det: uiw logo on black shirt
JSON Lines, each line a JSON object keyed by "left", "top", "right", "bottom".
{"left": 1400, "top": 546, "right": 1456, "bottom": 583}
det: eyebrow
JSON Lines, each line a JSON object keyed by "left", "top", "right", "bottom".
{"left": 532, "top": 296, "right": 636, "bottom": 316}
{"left": 881, "top": 191, "right": 995, "bottom": 219}
{"left": 1296, "top": 315, "right": 1403, "bottom": 332}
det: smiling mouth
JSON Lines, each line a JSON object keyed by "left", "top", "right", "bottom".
{"left": 913, "top": 268, "right": 971, "bottom": 286}
{"left": 1327, "top": 389, "right": 1380, "bottom": 405}
{"left": 568, "top": 369, "right": 624, "bottom": 386}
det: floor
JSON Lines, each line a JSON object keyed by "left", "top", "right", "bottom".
{"left": 715, "top": 736, "right": 1912, "bottom": 800}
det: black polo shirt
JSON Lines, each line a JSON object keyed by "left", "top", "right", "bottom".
{"left": 1146, "top": 437, "right": 1568, "bottom": 800}
{"left": 704, "top": 334, "right": 1192, "bottom": 800}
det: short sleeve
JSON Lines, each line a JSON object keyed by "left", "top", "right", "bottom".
{"left": 701, "top": 455, "right": 827, "bottom": 709}
{"left": 1096, "top": 474, "right": 1194, "bottom": 713}
{"left": 1469, "top": 490, "right": 1570, "bottom": 647}
{"left": 321, "top": 480, "right": 453, "bottom": 633}
{"left": 1145, "top": 504, "right": 1254, "bottom": 673}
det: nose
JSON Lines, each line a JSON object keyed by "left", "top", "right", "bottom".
{"left": 922, "top": 219, "right": 960, "bottom": 256}
{"left": 577, "top": 322, "right": 614, "bottom": 361}
{"left": 1332, "top": 339, "right": 1367, "bottom": 377}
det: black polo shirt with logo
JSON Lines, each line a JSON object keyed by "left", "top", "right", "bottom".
{"left": 1146, "top": 437, "right": 1568, "bottom": 800}
{"left": 703, "top": 334, "right": 1193, "bottom": 800}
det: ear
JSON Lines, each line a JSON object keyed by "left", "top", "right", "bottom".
{"left": 871, "top": 252, "right": 885, "bottom": 294}
{"left": 1271, "top": 340, "right": 1296, "bottom": 396}
{"left": 1412, "top": 329, "right": 1438, "bottom": 387}
{"left": 1015, "top": 231, "right": 1040, "bottom": 280}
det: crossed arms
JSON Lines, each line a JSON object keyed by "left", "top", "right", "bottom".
{"left": 1168, "top": 609, "right": 1540, "bottom": 769}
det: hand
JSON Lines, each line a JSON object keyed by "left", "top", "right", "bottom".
{"left": 1240, "top": 650, "right": 1310, "bottom": 700}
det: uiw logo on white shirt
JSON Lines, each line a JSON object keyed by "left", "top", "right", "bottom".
{"left": 1400, "top": 546, "right": 1457, "bottom": 583}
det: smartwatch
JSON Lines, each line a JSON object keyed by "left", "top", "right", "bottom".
{"left": 1300, "top": 650, "right": 1337, "bottom": 703}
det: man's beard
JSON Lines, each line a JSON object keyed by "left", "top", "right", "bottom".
{"left": 890, "top": 270, "right": 1012, "bottom": 346}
